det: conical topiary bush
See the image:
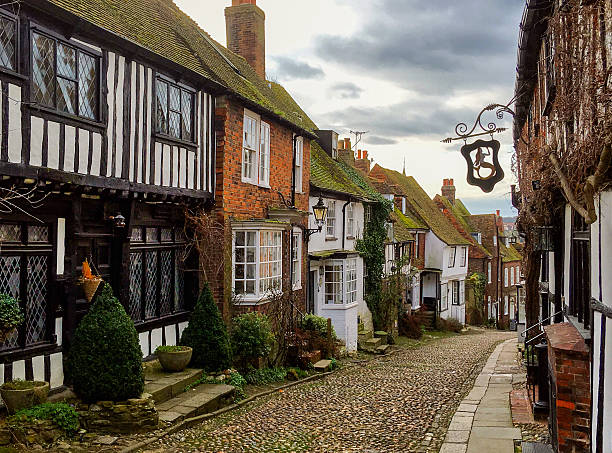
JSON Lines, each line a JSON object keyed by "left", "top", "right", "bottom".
{"left": 180, "top": 283, "right": 232, "bottom": 372}
{"left": 66, "top": 284, "right": 144, "bottom": 403}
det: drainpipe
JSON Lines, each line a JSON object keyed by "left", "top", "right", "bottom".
{"left": 341, "top": 199, "right": 351, "bottom": 250}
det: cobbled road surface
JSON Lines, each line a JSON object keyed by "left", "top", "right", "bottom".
{"left": 144, "top": 329, "right": 514, "bottom": 453}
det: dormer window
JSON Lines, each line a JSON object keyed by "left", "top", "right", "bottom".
{"left": 32, "top": 32, "right": 100, "bottom": 120}
{"left": 156, "top": 77, "right": 195, "bottom": 142}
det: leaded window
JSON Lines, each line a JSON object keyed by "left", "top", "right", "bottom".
{"left": 156, "top": 78, "right": 194, "bottom": 142}
{"left": 128, "top": 226, "right": 186, "bottom": 322}
{"left": 32, "top": 32, "right": 99, "bottom": 120}
{"left": 0, "top": 223, "right": 52, "bottom": 351}
{"left": 0, "top": 13, "right": 16, "bottom": 71}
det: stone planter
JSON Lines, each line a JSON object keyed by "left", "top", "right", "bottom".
{"left": 0, "top": 381, "right": 49, "bottom": 414}
{"left": 156, "top": 346, "right": 192, "bottom": 372}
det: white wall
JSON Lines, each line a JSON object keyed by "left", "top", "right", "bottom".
{"left": 425, "top": 232, "right": 445, "bottom": 270}
{"left": 308, "top": 195, "right": 365, "bottom": 253}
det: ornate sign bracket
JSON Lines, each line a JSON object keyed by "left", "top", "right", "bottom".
{"left": 442, "top": 103, "right": 515, "bottom": 193}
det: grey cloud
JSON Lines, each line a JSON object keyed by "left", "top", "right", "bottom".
{"left": 365, "top": 135, "right": 398, "bottom": 145}
{"left": 272, "top": 56, "right": 324, "bottom": 80}
{"left": 330, "top": 82, "right": 364, "bottom": 99}
{"left": 315, "top": 0, "right": 524, "bottom": 93}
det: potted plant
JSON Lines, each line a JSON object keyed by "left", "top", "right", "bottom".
{"left": 0, "top": 293, "right": 24, "bottom": 342}
{"left": 155, "top": 345, "right": 193, "bottom": 372}
{"left": 0, "top": 380, "right": 49, "bottom": 414}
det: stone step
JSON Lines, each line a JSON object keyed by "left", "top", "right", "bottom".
{"left": 314, "top": 359, "right": 332, "bottom": 372}
{"left": 364, "top": 337, "right": 382, "bottom": 349}
{"left": 375, "top": 344, "right": 390, "bottom": 355}
{"left": 157, "top": 383, "right": 235, "bottom": 424}
{"left": 358, "top": 330, "right": 373, "bottom": 341}
{"left": 143, "top": 366, "right": 204, "bottom": 405}
{"left": 374, "top": 331, "right": 388, "bottom": 345}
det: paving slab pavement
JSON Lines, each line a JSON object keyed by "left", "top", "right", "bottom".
{"left": 439, "top": 338, "right": 521, "bottom": 453}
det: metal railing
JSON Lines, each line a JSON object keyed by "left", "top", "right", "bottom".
{"left": 521, "top": 309, "right": 564, "bottom": 341}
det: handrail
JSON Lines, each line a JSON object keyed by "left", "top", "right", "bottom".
{"left": 521, "top": 310, "right": 564, "bottom": 337}
{"left": 591, "top": 298, "right": 612, "bottom": 319}
{"left": 526, "top": 331, "right": 546, "bottom": 345}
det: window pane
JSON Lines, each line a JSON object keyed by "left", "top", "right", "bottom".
{"left": 160, "top": 250, "right": 172, "bottom": 315}
{"left": 145, "top": 252, "right": 158, "bottom": 319}
{"left": 26, "top": 255, "right": 48, "bottom": 345}
{"left": 0, "top": 16, "right": 15, "bottom": 70}
{"left": 156, "top": 80, "right": 168, "bottom": 134}
{"left": 181, "top": 91, "right": 192, "bottom": 141}
{"left": 174, "top": 252, "right": 185, "bottom": 310}
{"left": 27, "top": 225, "right": 49, "bottom": 243}
{"left": 0, "top": 224, "right": 20, "bottom": 242}
{"left": 57, "top": 44, "right": 76, "bottom": 78}
{"left": 169, "top": 85, "right": 180, "bottom": 111}
{"left": 169, "top": 111, "right": 181, "bottom": 138}
{"left": 78, "top": 53, "right": 98, "bottom": 120}
{"left": 129, "top": 252, "right": 143, "bottom": 321}
{"left": 56, "top": 78, "right": 77, "bottom": 115}
{"left": 32, "top": 33, "right": 55, "bottom": 107}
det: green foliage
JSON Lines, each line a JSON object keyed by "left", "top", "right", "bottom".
{"left": 329, "top": 358, "right": 339, "bottom": 371}
{"left": 66, "top": 284, "right": 144, "bottom": 403}
{"left": 231, "top": 312, "right": 274, "bottom": 367}
{"left": 180, "top": 283, "right": 232, "bottom": 372}
{"left": 299, "top": 314, "right": 336, "bottom": 340}
{"left": 9, "top": 403, "right": 79, "bottom": 435}
{"left": 286, "top": 367, "right": 308, "bottom": 381}
{"left": 356, "top": 201, "right": 393, "bottom": 330}
{"left": 227, "top": 372, "right": 247, "bottom": 401}
{"left": 155, "top": 345, "right": 190, "bottom": 353}
{"left": 1, "top": 379, "right": 39, "bottom": 390}
{"left": 0, "top": 294, "right": 24, "bottom": 330}
{"left": 245, "top": 367, "right": 287, "bottom": 385}
{"left": 468, "top": 272, "right": 487, "bottom": 324}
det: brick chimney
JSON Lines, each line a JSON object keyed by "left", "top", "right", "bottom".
{"left": 225, "top": 0, "right": 266, "bottom": 79}
{"left": 441, "top": 178, "right": 456, "bottom": 205}
{"left": 355, "top": 150, "right": 370, "bottom": 173}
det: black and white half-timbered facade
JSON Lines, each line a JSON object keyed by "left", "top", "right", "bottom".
{"left": 0, "top": 0, "right": 218, "bottom": 389}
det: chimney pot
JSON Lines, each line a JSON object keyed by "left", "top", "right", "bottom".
{"left": 357, "top": 150, "right": 362, "bottom": 159}
{"left": 226, "top": 0, "right": 266, "bottom": 78}
{"left": 496, "top": 210, "right": 500, "bottom": 216}
{"left": 344, "top": 138, "right": 351, "bottom": 150}
{"left": 450, "top": 178, "right": 454, "bottom": 185}
{"left": 363, "top": 151, "right": 368, "bottom": 159}
{"left": 441, "top": 178, "right": 456, "bottom": 205}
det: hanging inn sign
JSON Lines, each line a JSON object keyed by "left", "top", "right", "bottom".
{"left": 442, "top": 103, "right": 514, "bottom": 193}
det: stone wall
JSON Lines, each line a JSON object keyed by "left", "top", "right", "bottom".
{"left": 77, "top": 393, "right": 159, "bottom": 434}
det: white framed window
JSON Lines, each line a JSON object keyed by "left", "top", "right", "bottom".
{"left": 448, "top": 247, "right": 456, "bottom": 268}
{"left": 493, "top": 235, "right": 497, "bottom": 247}
{"left": 487, "top": 262, "right": 492, "bottom": 283}
{"left": 471, "top": 232, "right": 482, "bottom": 244}
{"left": 233, "top": 229, "right": 282, "bottom": 300}
{"left": 511, "top": 267, "right": 515, "bottom": 286}
{"left": 346, "top": 259, "right": 357, "bottom": 304}
{"left": 460, "top": 247, "right": 467, "bottom": 267}
{"left": 488, "top": 296, "right": 492, "bottom": 317}
{"left": 459, "top": 280, "right": 465, "bottom": 306}
{"left": 241, "top": 110, "right": 270, "bottom": 187}
{"left": 291, "top": 229, "right": 302, "bottom": 290}
{"left": 441, "top": 283, "right": 448, "bottom": 311}
{"left": 326, "top": 200, "right": 336, "bottom": 237}
{"left": 504, "top": 295, "right": 509, "bottom": 315}
{"left": 504, "top": 267, "right": 508, "bottom": 287}
{"left": 401, "top": 197, "right": 406, "bottom": 214}
{"left": 516, "top": 265, "right": 520, "bottom": 280}
{"left": 346, "top": 203, "right": 354, "bottom": 238}
{"left": 451, "top": 280, "right": 461, "bottom": 305}
{"left": 294, "top": 136, "right": 303, "bottom": 193}
{"left": 324, "top": 261, "right": 343, "bottom": 304}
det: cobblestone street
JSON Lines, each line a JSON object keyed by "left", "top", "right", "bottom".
{"left": 143, "top": 329, "right": 514, "bottom": 453}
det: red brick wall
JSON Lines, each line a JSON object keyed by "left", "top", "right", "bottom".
{"left": 545, "top": 323, "right": 591, "bottom": 452}
{"left": 209, "top": 95, "right": 310, "bottom": 317}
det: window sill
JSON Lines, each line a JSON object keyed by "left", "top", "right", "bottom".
{"left": 153, "top": 133, "right": 197, "bottom": 149}
{"left": 346, "top": 236, "right": 355, "bottom": 240}
{"left": 28, "top": 104, "right": 105, "bottom": 130}
{"left": 325, "top": 237, "right": 338, "bottom": 242}
{"left": 321, "top": 302, "right": 359, "bottom": 310}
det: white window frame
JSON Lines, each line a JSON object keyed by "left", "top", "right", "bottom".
{"left": 346, "top": 258, "right": 357, "bottom": 305}
{"left": 493, "top": 235, "right": 497, "bottom": 247}
{"left": 487, "top": 261, "right": 492, "bottom": 283}
{"left": 326, "top": 200, "right": 336, "bottom": 238}
{"left": 516, "top": 265, "right": 520, "bottom": 280}
{"left": 291, "top": 229, "right": 302, "bottom": 290}
{"left": 504, "top": 295, "right": 509, "bottom": 315}
{"left": 324, "top": 260, "right": 344, "bottom": 305}
{"left": 346, "top": 203, "right": 354, "bottom": 238}
{"left": 511, "top": 266, "right": 515, "bottom": 286}
{"left": 460, "top": 247, "right": 467, "bottom": 267}
{"left": 504, "top": 267, "right": 508, "bottom": 287}
{"left": 401, "top": 197, "right": 406, "bottom": 214}
{"left": 448, "top": 246, "right": 456, "bottom": 268}
{"left": 241, "top": 109, "right": 270, "bottom": 187}
{"left": 441, "top": 283, "right": 448, "bottom": 311}
{"left": 459, "top": 280, "right": 465, "bottom": 306}
{"left": 232, "top": 227, "right": 283, "bottom": 302}
{"left": 294, "top": 136, "right": 303, "bottom": 193}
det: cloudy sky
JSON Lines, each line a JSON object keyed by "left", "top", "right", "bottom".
{"left": 175, "top": 0, "right": 525, "bottom": 216}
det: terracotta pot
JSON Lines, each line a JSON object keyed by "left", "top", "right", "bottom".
{"left": 156, "top": 347, "right": 192, "bottom": 372}
{"left": 0, "top": 381, "right": 49, "bottom": 414}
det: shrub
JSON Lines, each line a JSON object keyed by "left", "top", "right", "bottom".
{"left": 286, "top": 367, "right": 308, "bottom": 381}
{"left": 155, "top": 345, "right": 191, "bottom": 353}
{"left": 245, "top": 367, "right": 287, "bottom": 385}
{"left": 180, "top": 283, "right": 232, "bottom": 372}
{"left": 399, "top": 312, "right": 423, "bottom": 339}
{"left": 66, "top": 284, "right": 143, "bottom": 403}
{"left": 231, "top": 312, "right": 274, "bottom": 368}
{"left": 0, "top": 293, "right": 24, "bottom": 332}
{"left": 9, "top": 402, "right": 79, "bottom": 435}
{"left": 329, "top": 358, "right": 339, "bottom": 371}
{"left": 299, "top": 314, "right": 336, "bottom": 339}
{"left": 438, "top": 317, "right": 463, "bottom": 333}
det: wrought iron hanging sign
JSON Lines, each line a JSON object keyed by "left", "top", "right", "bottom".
{"left": 461, "top": 139, "right": 504, "bottom": 193}
{"left": 442, "top": 103, "right": 514, "bottom": 193}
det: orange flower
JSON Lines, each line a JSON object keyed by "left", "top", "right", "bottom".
{"left": 82, "top": 260, "right": 93, "bottom": 279}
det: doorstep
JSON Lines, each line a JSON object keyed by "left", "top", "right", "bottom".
{"left": 156, "top": 383, "right": 235, "bottom": 423}
{"left": 143, "top": 363, "right": 204, "bottom": 405}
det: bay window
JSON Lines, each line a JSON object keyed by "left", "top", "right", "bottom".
{"left": 233, "top": 229, "right": 282, "bottom": 300}
{"left": 323, "top": 258, "right": 359, "bottom": 306}
{"left": 242, "top": 110, "right": 270, "bottom": 186}
{"left": 346, "top": 259, "right": 357, "bottom": 304}
{"left": 32, "top": 31, "right": 100, "bottom": 120}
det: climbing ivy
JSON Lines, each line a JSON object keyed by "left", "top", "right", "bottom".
{"left": 468, "top": 272, "right": 487, "bottom": 324}
{"left": 356, "top": 200, "right": 392, "bottom": 330}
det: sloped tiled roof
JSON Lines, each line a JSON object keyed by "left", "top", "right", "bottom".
{"left": 390, "top": 208, "right": 416, "bottom": 242}
{"left": 372, "top": 166, "right": 470, "bottom": 246}
{"left": 310, "top": 142, "right": 371, "bottom": 199}
{"left": 500, "top": 242, "right": 522, "bottom": 263}
{"left": 46, "top": 0, "right": 315, "bottom": 134}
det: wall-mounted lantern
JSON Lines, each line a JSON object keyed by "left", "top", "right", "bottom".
{"left": 108, "top": 213, "right": 126, "bottom": 229}
{"left": 305, "top": 195, "right": 328, "bottom": 241}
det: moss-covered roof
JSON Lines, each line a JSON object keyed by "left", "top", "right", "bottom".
{"left": 310, "top": 142, "right": 371, "bottom": 199}
{"left": 373, "top": 166, "right": 470, "bottom": 246}
{"left": 47, "top": 0, "right": 315, "bottom": 134}
{"left": 500, "top": 242, "right": 523, "bottom": 263}
{"left": 336, "top": 163, "right": 390, "bottom": 205}
{"left": 391, "top": 208, "right": 416, "bottom": 242}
